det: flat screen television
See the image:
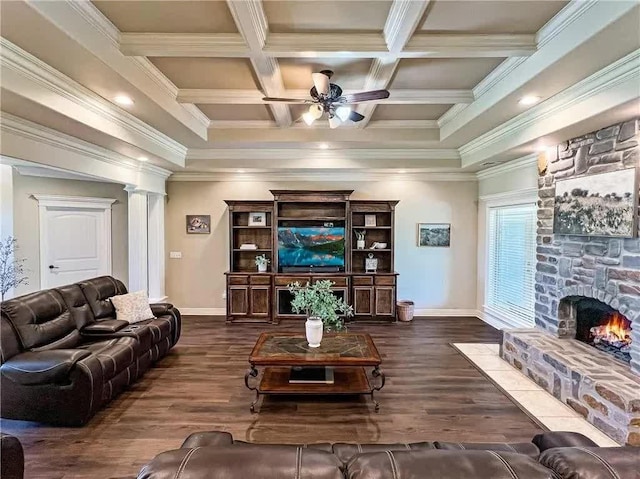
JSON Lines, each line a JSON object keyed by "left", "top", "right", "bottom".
{"left": 278, "top": 226, "right": 345, "bottom": 268}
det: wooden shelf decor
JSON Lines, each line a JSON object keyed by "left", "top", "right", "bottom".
{"left": 225, "top": 191, "right": 399, "bottom": 324}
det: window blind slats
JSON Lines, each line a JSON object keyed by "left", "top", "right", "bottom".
{"left": 487, "top": 203, "right": 536, "bottom": 325}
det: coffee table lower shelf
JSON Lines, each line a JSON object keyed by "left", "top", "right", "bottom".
{"left": 245, "top": 366, "right": 384, "bottom": 412}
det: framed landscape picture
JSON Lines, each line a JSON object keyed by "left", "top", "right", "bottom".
{"left": 418, "top": 223, "right": 451, "bottom": 247}
{"left": 553, "top": 168, "right": 637, "bottom": 237}
{"left": 186, "top": 215, "right": 211, "bottom": 234}
{"left": 248, "top": 212, "right": 267, "bottom": 227}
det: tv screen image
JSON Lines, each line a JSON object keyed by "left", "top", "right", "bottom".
{"left": 278, "top": 227, "right": 345, "bottom": 267}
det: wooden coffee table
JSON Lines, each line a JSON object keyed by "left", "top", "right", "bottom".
{"left": 245, "top": 332, "right": 385, "bottom": 412}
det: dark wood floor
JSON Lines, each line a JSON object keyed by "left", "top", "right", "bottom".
{"left": 1, "top": 317, "right": 544, "bottom": 478}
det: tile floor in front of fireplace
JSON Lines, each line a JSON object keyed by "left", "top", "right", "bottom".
{"left": 453, "top": 343, "right": 620, "bottom": 447}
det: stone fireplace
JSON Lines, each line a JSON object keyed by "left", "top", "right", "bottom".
{"left": 500, "top": 119, "right": 640, "bottom": 445}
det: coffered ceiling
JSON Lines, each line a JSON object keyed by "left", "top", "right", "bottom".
{"left": 0, "top": 0, "right": 638, "bottom": 178}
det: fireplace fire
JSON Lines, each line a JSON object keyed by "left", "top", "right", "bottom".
{"left": 575, "top": 298, "right": 633, "bottom": 363}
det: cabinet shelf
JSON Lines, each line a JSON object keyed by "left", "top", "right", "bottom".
{"left": 351, "top": 226, "right": 392, "bottom": 230}
{"left": 278, "top": 216, "right": 346, "bottom": 221}
{"left": 233, "top": 226, "right": 271, "bottom": 229}
{"left": 352, "top": 249, "right": 391, "bottom": 252}
{"left": 233, "top": 249, "right": 272, "bottom": 253}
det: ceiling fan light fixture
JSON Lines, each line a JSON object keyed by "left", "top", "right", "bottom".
{"left": 335, "top": 105, "right": 351, "bottom": 122}
{"left": 309, "top": 104, "right": 323, "bottom": 120}
{"left": 312, "top": 72, "right": 331, "bottom": 96}
{"left": 328, "top": 115, "right": 341, "bottom": 129}
{"left": 302, "top": 111, "right": 316, "bottom": 126}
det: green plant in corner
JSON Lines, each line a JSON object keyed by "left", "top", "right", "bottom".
{"left": 288, "top": 280, "right": 353, "bottom": 332}
{"left": 0, "top": 236, "right": 29, "bottom": 301}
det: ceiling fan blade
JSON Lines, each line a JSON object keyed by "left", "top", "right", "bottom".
{"left": 262, "top": 97, "right": 312, "bottom": 104}
{"left": 341, "top": 89, "right": 390, "bottom": 104}
{"left": 312, "top": 72, "right": 331, "bottom": 96}
{"left": 349, "top": 111, "right": 365, "bottom": 122}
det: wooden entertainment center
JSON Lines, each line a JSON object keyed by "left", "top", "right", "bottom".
{"left": 225, "top": 190, "right": 399, "bottom": 323}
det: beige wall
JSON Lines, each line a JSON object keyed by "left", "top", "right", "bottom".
{"left": 476, "top": 162, "right": 538, "bottom": 311}
{"left": 166, "top": 180, "right": 479, "bottom": 312}
{"left": 12, "top": 173, "right": 128, "bottom": 295}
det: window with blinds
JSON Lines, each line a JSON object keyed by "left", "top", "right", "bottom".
{"left": 487, "top": 203, "right": 537, "bottom": 326}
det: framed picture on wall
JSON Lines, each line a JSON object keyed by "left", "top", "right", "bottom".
{"left": 553, "top": 167, "right": 637, "bottom": 237}
{"left": 186, "top": 215, "right": 211, "bottom": 234}
{"left": 418, "top": 223, "right": 451, "bottom": 247}
{"left": 248, "top": 212, "right": 267, "bottom": 227}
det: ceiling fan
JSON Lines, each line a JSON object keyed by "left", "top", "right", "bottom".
{"left": 262, "top": 70, "right": 390, "bottom": 128}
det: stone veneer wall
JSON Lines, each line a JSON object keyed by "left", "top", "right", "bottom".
{"left": 535, "top": 118, "right": 640, "bottom": 375}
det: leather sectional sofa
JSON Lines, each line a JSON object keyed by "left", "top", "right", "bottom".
{"left": 138, "top": 430, "right": 638, "bottom": 479}
{"left": 0, "top": 433, "right": 23, "bottom": 479}
{"left": 0, "top": 276, "right": 181, "bottom": 426}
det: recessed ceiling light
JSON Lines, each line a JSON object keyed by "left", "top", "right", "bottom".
{"left": 519, "top": 95, "right": 541, "bottom": 106}
{"left": 237, "top": 169, "right": 245, "bottom": 173}
{"left": 319, "top": 143, "right": 329, "bottom": 149}
{"left": 398, "top": 170, "right": 407, "bottom": 174}
{"left": 138, "top": 156, "right": 148, "bottom": 162}
{"left": 114, "top": 94, "right": 134, "bottom": 106}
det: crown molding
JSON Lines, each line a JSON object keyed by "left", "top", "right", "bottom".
{"left": 475, "top": 154, "right": 538, "bottom": 180}
{"left": 32, "top": 194, "right": 117, "bottom": 209}
{"left": 460, "top": 48, "right": 640, "bottom": 166}
{"left": 206, "top": 119, "right": 440, "bottom": 130}
{"left": 384, "top": 0, "right": 431, "bottom": 53}
{"left": 0, "top": 38, "right": 188, "bottom": 167}
{"left": 120, "top": 33, "right": 249, "bottom": 57}
{"left": 0, "top": 112, "right": 171, "bottom": 187}
{"left": 29, "top": 0, "right": 209, "bottom": 140}
{"left": 265, "top": 33, "right": 388, "bottom": 57}
{"left": 405, "top": 34, "right": 536, "bottom": 58}
{"left": 169, "top": 170, "right": 477, "bottom": 182}
{"left": 186, "top": 148, "right": 460, "bottom": 161}
{"left": 13, "top": 165, "right": 115, "bottom": 183}
{"left": 439, "top": 0, "right": 635, "bottom": 140}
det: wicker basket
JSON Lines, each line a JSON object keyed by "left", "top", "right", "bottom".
{"left": 396, "top": 300, "right": 415, "bottom": 322}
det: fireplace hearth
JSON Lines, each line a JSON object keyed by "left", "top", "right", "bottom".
{"left": 575, "top": 298, "right": 632, "bottom": 363}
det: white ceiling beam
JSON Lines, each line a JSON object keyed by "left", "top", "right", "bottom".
{"left": 226, "top": 0, "right": 291, "bottom": 127}
{"left": 264, "top": 33, "right": 388, "bottom": 57}
{"left": 404, "top": 34, "right": 537, "bottom": 58}
{"left": 207, "top": 120, "right": 440, "bottom": 130}
{"left": 357, "top": 0, "right": 431, "bottom": 128}
{"left": 178, "top": 88, "right": 473, "bottom": 104}
{"left": 187, "top": 148, "right": 460, "bottom": 161}
{"left": 119, "top": 33, "right": 249, "bottom": 57}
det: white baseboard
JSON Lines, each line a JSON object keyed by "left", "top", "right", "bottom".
{"left": 179, "top": 307, "right": 226, "bottom": 316}
{"left": 178, "top": 307, "right": 482, "bottom": 318}
{"left": 414, "top": 308, "right": 480, "bottom": 317}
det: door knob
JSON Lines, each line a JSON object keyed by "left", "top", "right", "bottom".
{"left": 49, "top": 265, "right": 59, "bottom": 269}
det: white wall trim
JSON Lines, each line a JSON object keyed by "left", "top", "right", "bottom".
{"left": 476, "top": 154, "right": 538, "bottom": 180}
{"left": 480, "top": 305, "right": 534, "bottom": 330}
{"left": 479, "top": 188, "right": 538, "bottom": 206}
{"left": 0, "top": 38, "right": 187, "bottom": 167}
{"left": 414, "top": 309, "right": 480, "bottom": 317}
{"left": 36, "top": 195, "right": 114, "bottom": 289}
{"left": 169, "top": 171, "right": 477, "bottom": 182}
{"left": 460, "top": 48, "right": 640, "bottom": 166}
{"left": 1, "top": 113, "right": 171, "bottom": 194}
{"left": 186, "top": 148, "right": 461, "bottom": 161}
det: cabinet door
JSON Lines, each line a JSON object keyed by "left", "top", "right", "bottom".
{"left": 375, "top": 286, "right": 395, "bottom": 316}
{"left": 353, "top": 286, "right": 374, "bottom": 315}
{"left": 228, "top": 286, "right": 249, "bottom": 316}
{"left": 250, "top": 286, "right": 271, "bottom": 317}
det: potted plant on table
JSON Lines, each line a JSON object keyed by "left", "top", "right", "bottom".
{"left": 254, "top": 254, "right": 270, "bottom": 272}
{"left": 288, "top": 280, "right": 354, "bottom": 348}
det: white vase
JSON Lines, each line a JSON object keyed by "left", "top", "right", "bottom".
{"left": 356, "top": 239, "right": 365, "bottom": 250}
{"left": 305, "top": 316, "right": 323, "bottom": 348}
{"left": 257, "top": 263, "right": 267, "bottom": 272}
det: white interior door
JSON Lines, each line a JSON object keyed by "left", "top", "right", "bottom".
{"left": 37, "top": 195, "right": 115, "bottom": 289}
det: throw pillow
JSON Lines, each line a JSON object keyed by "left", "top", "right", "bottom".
{"left": 110, "top": 291, "right": 154, "bottom": 324}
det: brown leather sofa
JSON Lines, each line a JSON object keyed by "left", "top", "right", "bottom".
{"left": 0, "top": 433, "right": 24, "bottom": 479}
{"left": 0, "top": 276, "right": 181, "bottom": 426}
{"left": 138, "top": 431, "right": 639, "bottom": 479}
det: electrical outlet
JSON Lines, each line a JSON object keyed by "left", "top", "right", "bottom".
{"left": 169, "top": 251, "right": 182, "bottom": 259}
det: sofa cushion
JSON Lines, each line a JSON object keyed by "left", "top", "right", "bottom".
{"left": 1, "top": 289, "right": 79, "bottom": 350}
{"left": 346, "top": 450, "right": 557, "bottom": 479}
{"left": 79, "top": 276, "right": 127, "bottom": 320}
{"left": 137, "top": 447, "right": 343, "bottom": 479}
{"left": 1, "top": 349, "right": 91, "bottom": 385}
{"left": 333, "top": 442, "right": 435, "bottom": 465}
{"left": 78, "top": 337, "right": 137, "bottom": 380}
{"left": 434, "top": 441, "right": 539, "bottom": 459}
{"left": 81, "top": 320, "right": 129, "bottom": 334}
{"left": 110, "top": 291, "right": 154, "bottom": 324}
{"left": 532, "top": 431, "right": 599, "bottom": 451}
{"left": 134, "top": 316, "right": 173, "bottom": 345}
{"left": 539, "top": 446, "right": 640, "bottom": 479}
{"left": 56, "top": 283, "right": 95, "bottom": 329}
{"left": 181, "top": 431, "right": 234, "bottom": 448}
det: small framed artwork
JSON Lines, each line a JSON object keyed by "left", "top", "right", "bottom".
{"left": 186, "top": 215, "right": 211, "bottom": 234}
{"left": 418, "top": 223, "right": 451, "bottom": 247}
{"left": 248, "top": 212, "right": 267, "bottom": 227}
{"left": 364, "top": 214, "right": 377, "bottom": 227}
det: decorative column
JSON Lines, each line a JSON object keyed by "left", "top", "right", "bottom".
{"left": 125, "top": 186, "right": 148, "bottom": 293}
{"left": 147, "top": 193, "right": 167, "bottom": 302}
